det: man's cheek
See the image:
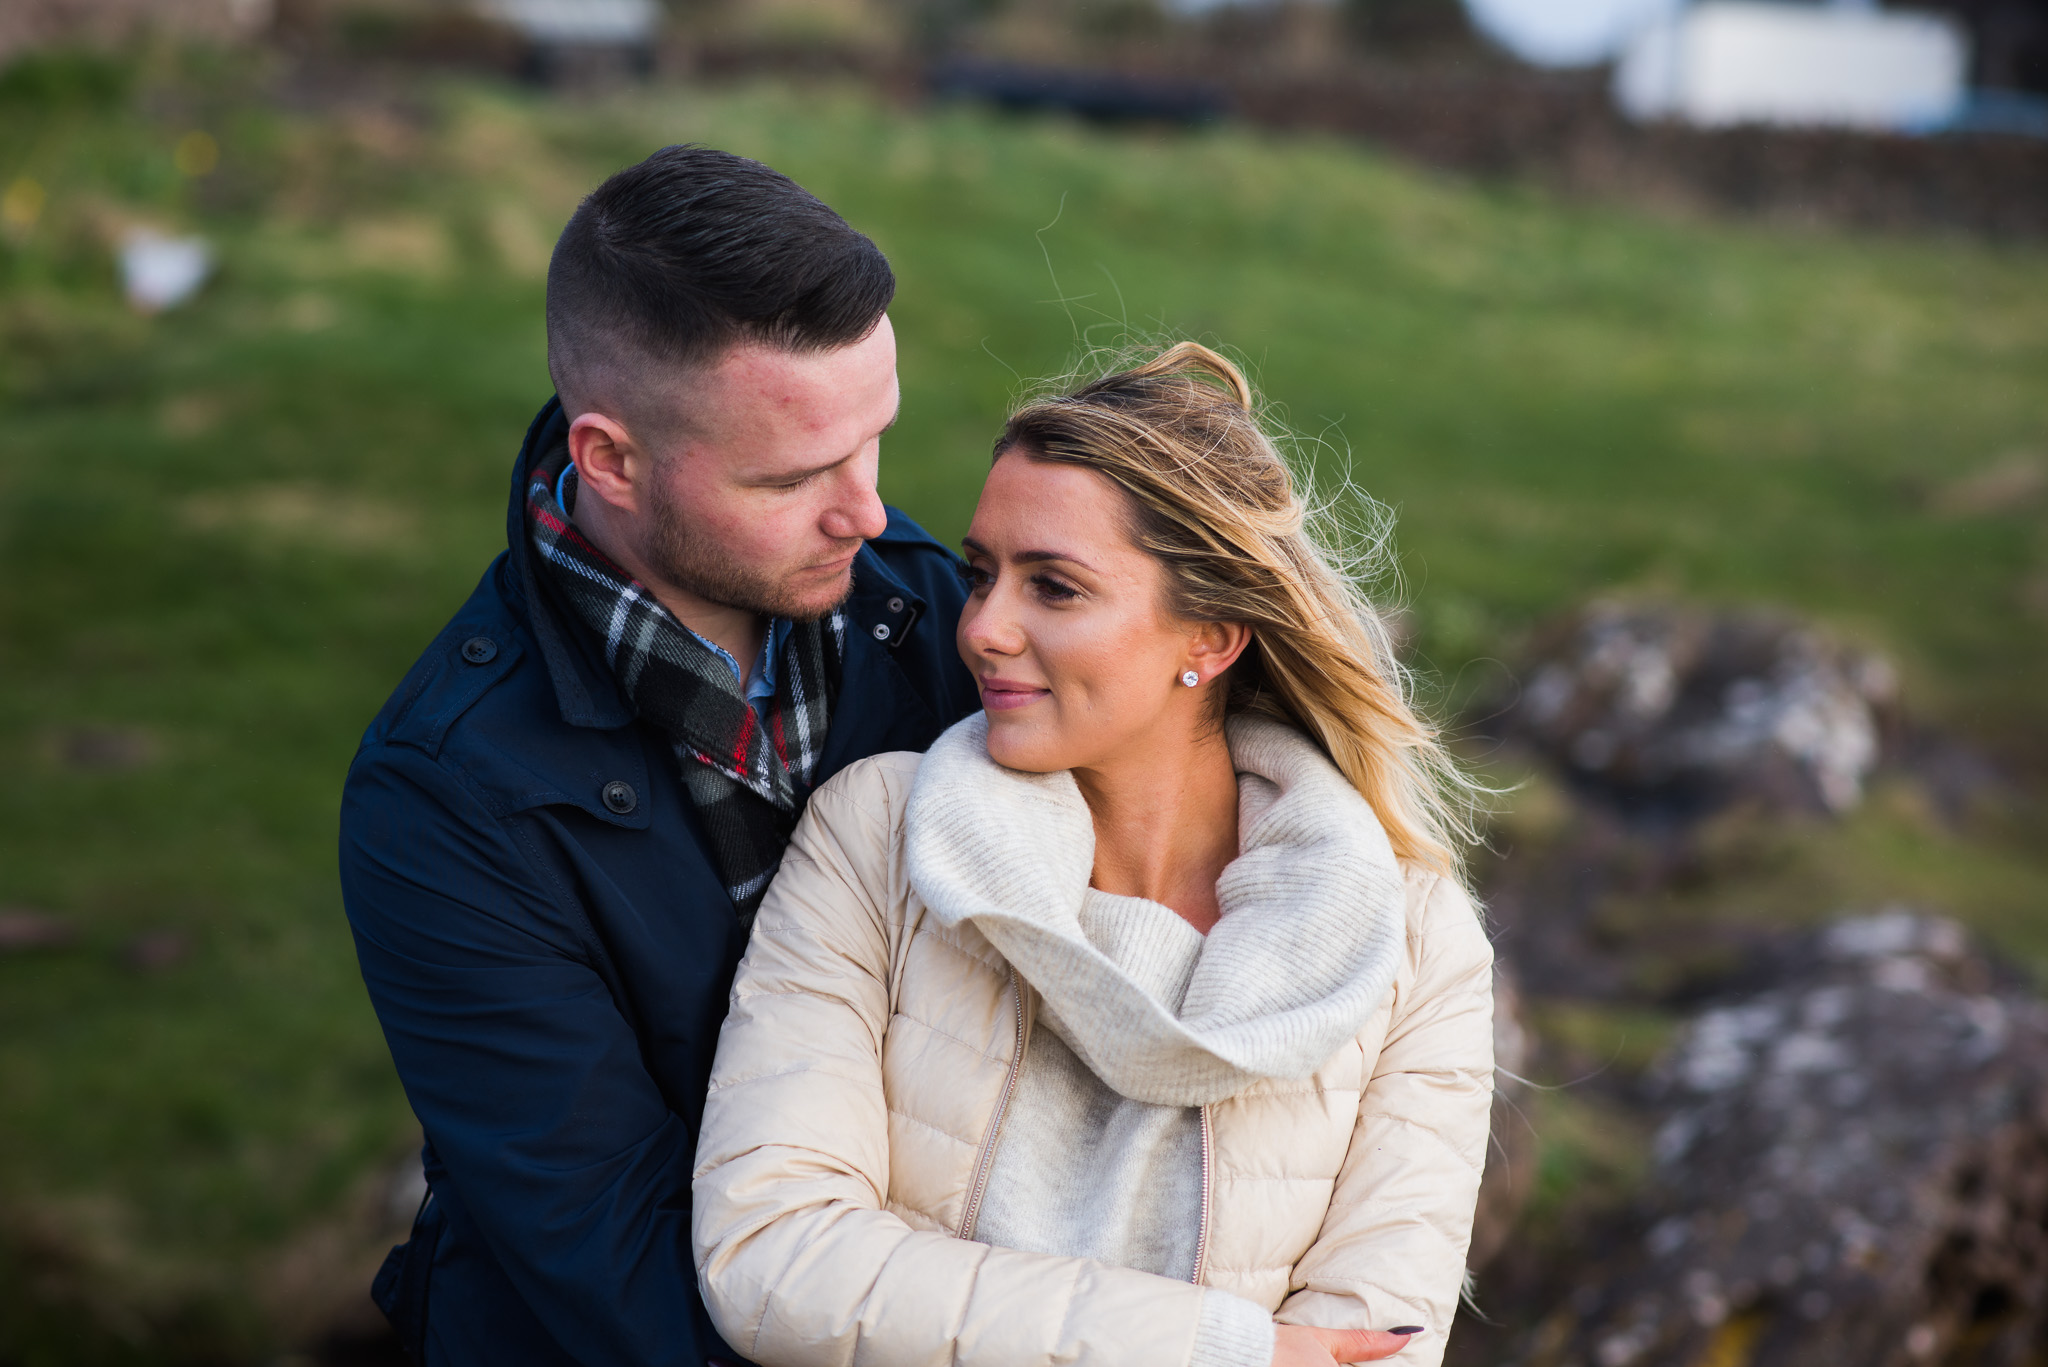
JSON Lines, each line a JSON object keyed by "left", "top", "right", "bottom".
{"left": 727, "top": 506, "right": 801, "bottom": 563}
{"left": 700, "top": 500, "right": 772, "bottom": 547}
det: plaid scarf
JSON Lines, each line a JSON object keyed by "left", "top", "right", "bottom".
{"left": 524, "top": 444, "right": 843, "bottom": 922}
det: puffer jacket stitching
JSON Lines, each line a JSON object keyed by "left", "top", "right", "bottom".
{"left": 886, "top": 1006, "right": 1011, "bottom": 1065}
{"left": 1313, "top": 1197, "right": 1474, "bottom": 1251}
{"left": 882, "top": 1202, "right": 951, "bottom": 1232}
{"left": 1351, "top": 1110, "right": 1490, "bottom": 1174}
{"left": 886, "top": 1106, "right": 984, "bottom": 1150}
{"left": 803, "top": 781, "right": 900, "bottom": 839}
{"left": 1220, "top": 1080, "right": 1346, "bottom": 1100}
{"left": 909, "top": 917, "right": 1012, "bottom": 978}
{"left": 704, "top": 1053, "right": 886, "bottom": 1093}
{"left": 743, "top": 1204, "right": 862, "bottom": 1359}
{"left": 1291, "top": 1275, "right": 1431, "bottom": 1308}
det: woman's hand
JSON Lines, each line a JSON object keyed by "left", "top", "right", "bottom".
{"left": 1271, "top": 1324, "right": 1419, "bottom": 1365}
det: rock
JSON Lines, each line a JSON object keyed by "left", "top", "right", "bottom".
{"left": 0, "top": 908, "right": 75, "bottom": 953}
{"left": 1471, "top": 602, "right": 2009, "bottom": 1009}
{"left": 1491, "top": 602, "right": 1898, "bottom": 817}
{"left": 1512, "top": 911, "right": 2048, "bottom": 1367}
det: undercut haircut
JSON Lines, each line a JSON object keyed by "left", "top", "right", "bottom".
{"left": 546, "top": 144, "right": 895, "bottom": 430}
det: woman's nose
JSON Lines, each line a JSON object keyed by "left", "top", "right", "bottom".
{"left": 960, "top": 585, "right": 1025, "bottom": 658}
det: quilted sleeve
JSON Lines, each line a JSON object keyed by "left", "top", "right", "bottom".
{"left": 1274, "top": 874, "right": 1496, "bottom": 1367}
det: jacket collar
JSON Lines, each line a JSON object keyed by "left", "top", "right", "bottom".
{"left": 504, "top": 398, "right": 932, "bottom": 735}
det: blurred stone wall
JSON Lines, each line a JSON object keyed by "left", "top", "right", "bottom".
{"left": 0, "top": 0, "right": 275, "bottom": 64}
{"left": 1229, "top": 63, "right": 2048, "bottom": 240}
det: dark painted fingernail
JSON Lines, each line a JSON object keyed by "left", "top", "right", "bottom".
{"left": 1390, "top": 1326, "right": 1424, "bottom": 1335}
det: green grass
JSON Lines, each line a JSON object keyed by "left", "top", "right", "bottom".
{"left": 2, "top": 49, "right": 2046, "bottom": 1360}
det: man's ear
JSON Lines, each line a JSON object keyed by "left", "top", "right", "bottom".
{"left": 567, "top": 412, "right": 647, "bottom": 516}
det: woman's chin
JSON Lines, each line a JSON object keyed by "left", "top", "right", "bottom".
{"left": 980, "top": 717, "right": 1068, "bottom": 775}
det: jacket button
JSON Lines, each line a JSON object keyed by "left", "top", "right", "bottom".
{"left": 871, "top": 623, "right": 890, "bottom": 641}
{"left": 601, "top": 781, "right": 637, "bottom": 815}
{"left": 887, "top": 596, "right": 905, "bottom": 614}
{"left": 460, "top": 636, "right": 498, "bottom": 665}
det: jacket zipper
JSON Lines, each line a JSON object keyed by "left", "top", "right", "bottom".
{"left": 957, "top": 968, "right": 1030, "bottom": 1239}
{"left": 1191, "top": 1104, "right": 1215, "bottom": 1284}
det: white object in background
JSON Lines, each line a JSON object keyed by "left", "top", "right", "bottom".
{"left": 1462, "top": 0, "right": 1684, "bottom": 67}
{"left": 119, "top": 229, "right": 213, "bottom": 313}
{"left": 1615, "top": 2, "right": 1969, "bottom": 130}
{"left": 476, "top": 0, "right": 659, "bottom": 45}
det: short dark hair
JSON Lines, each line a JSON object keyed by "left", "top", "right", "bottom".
{"left": 546, "top": 145, "right": 895, "bottom": 422}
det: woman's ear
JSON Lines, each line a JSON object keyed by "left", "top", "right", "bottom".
{"left": 1186, "top": 620, "right": 1253, "bottom": 684}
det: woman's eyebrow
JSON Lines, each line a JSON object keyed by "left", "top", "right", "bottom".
{"left": 960, "top": 536, "right": 1096, "bottom": 573}
{"left": 1013, "top": 549, "right": 1096, "bottom": 570}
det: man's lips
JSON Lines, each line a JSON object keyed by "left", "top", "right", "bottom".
{"left": 978, "top": 678, "right": 1049, "bottom": 712}
{"left": 802, "top": 546, "right": 862, "bottom": 575}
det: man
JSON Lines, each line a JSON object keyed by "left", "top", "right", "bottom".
{"left": 339, "top": 145, "right": 980, "bottom": 1366}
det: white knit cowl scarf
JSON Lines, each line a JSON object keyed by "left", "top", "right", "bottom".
{"left": 904, "top": 711, "right": 1407, "bottom": 1107}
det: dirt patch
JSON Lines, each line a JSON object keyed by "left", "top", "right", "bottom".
{"left": 179, "top": 482, "right": 421, "bottom": 555}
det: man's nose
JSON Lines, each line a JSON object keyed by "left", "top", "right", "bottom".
{"left": 821, "top": 472, "right": 889, "bottom": 544}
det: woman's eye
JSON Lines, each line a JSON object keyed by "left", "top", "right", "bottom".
{"left": 957, "top": 562, "right": 994, "bottom": 591}
{"left": 1032, "top": 575, "right": 1080, "bottom": 603}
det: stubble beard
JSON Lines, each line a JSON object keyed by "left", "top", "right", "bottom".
{"left": 641, "top": 474, "right": 858, "bottom": 623}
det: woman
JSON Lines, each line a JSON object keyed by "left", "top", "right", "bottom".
{"left": 691, "top": 344, "right": 1494, "bottom": 1367}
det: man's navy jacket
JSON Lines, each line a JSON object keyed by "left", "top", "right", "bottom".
{"left": 339, "top": 399, "right": 981, "bottom": 1366}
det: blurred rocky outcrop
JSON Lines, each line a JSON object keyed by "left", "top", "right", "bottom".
{"left": 1513, "top": 911, "right": 2048, "bottom": 1367}
{"left": 1473, "top": 600, "right": 2002, "bottom": 1004}
{"left": 1446, "top": 599, "right": 2047, "bottom": 1367}
{"left": 1491, "top": 602, "right": 1900, "bottom": 818}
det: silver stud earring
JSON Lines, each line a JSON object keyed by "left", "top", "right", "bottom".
{"left": 1180, "top": 670, "right": 1200, "bottom": 688}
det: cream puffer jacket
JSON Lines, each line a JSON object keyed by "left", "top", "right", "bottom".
{"left": 692, "top": 737, "right": 1495, "bottom": 1367}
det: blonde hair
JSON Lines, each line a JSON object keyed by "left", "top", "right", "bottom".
{"left": 996, "top": 341, "right": 1482, "bottom": 879}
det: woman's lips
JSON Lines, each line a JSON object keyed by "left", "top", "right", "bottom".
{"left": 978, "top": 679, "right": 1049, "bottom": 712}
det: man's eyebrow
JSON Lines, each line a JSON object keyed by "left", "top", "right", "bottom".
{"left": 959, "top": 536, "right": 1097, "bottom": 573}
{"left": 747, "top": 453, "right": 848, "bottom": 485}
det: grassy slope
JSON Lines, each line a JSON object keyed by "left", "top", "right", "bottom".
{"left": 1, "top": 59, "right": 2044, "bottom": 1355}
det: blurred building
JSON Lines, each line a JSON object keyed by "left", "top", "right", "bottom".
{"left": 471, "top": 0, "right": 659, "bottom": 78}
{"left": 471, "top": 0, "right": 656, "bottom": 49}
{"left": 1459, "top": 0, "right": 2046, "bottom": 130}
{"left": 1615, "top": 3, "right": 1969, "bottom": 129}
